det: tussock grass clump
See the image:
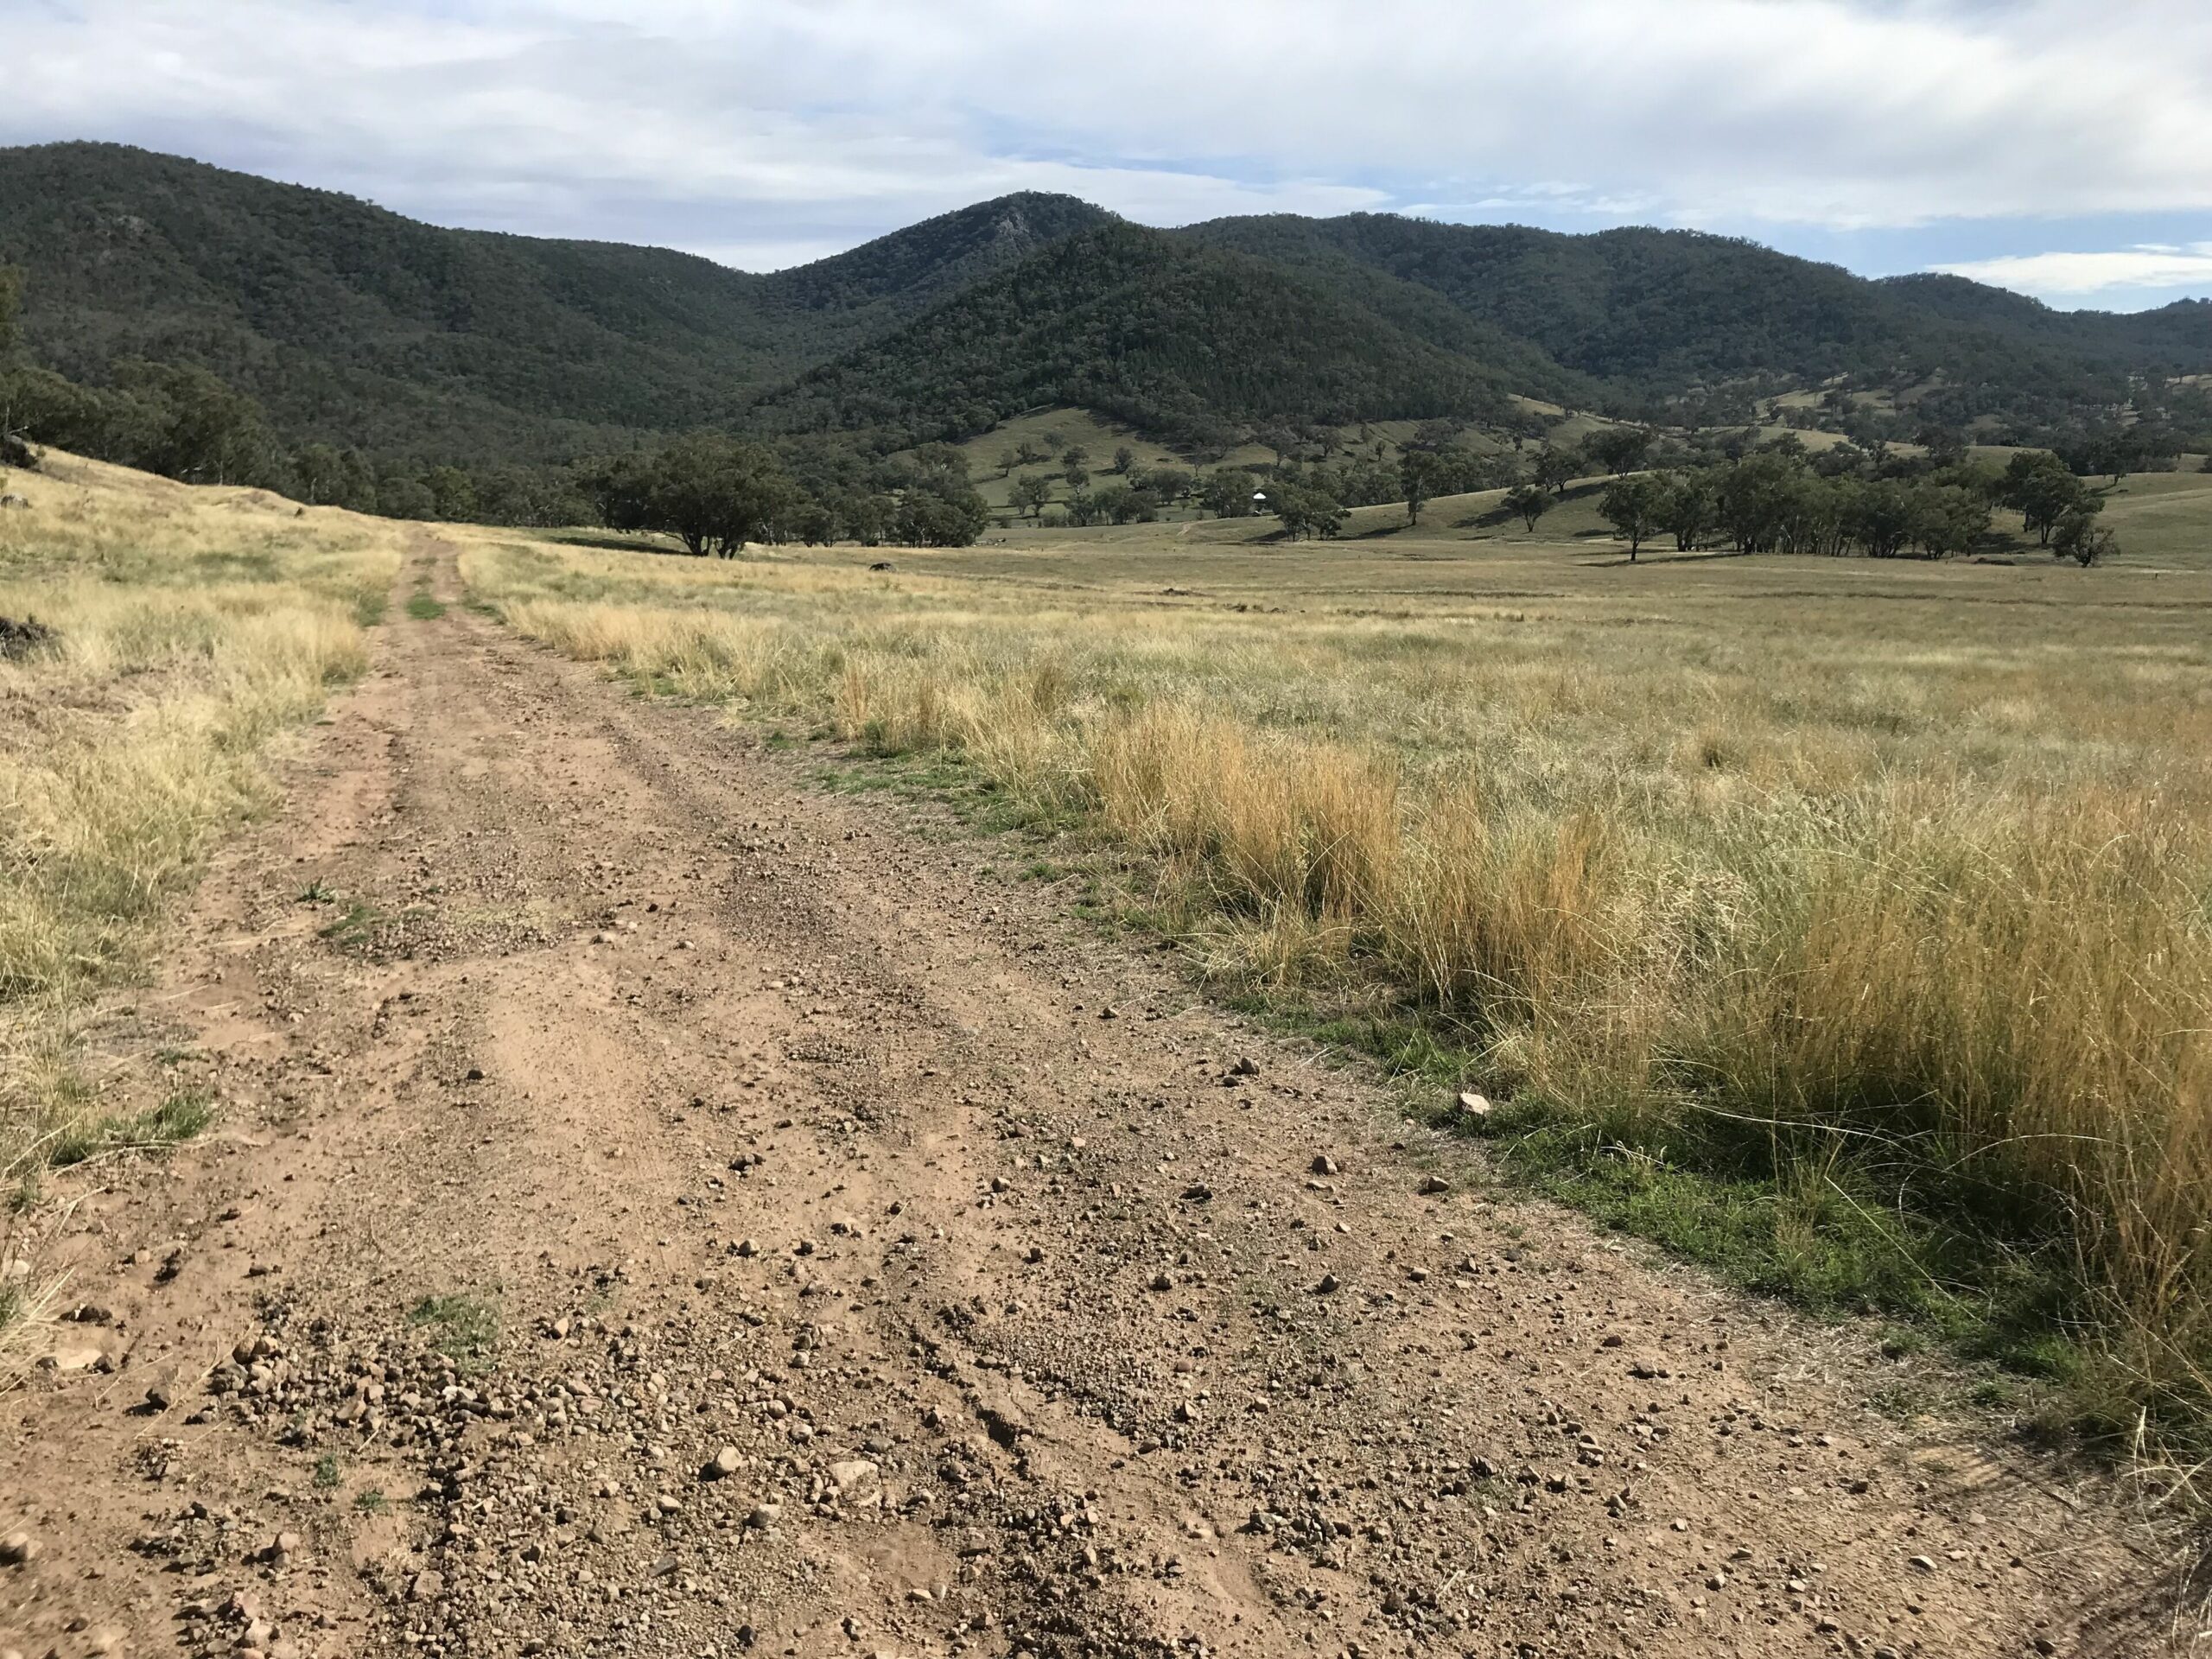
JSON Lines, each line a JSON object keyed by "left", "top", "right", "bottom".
{"left": 461, "top": 527, "right": 2212, "bottom": 1456}
{"left": 0, "top": 454, "right": 402, "bottom": 1263}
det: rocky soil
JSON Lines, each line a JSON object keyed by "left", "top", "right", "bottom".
{"left": 0, "top": 537, "right": 2186, "bottom": 1658}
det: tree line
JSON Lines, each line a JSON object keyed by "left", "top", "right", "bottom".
{"left": 1560, "top": 438, "right": 2118, "bottom": 564}
{"left": 0, "top": 260, "right": 2155, "bottom": 563}
{"left": 582, "top": 438, "right": 989, "bottom": 552}
{"left": 0, "top": 265, "right": 993, "bottom": 548}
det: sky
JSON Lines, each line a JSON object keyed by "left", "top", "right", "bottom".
{"left": 7, "top": 0, "right": 2212, "bottom": 312}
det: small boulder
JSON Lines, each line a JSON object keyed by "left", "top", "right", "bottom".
{"left": 828, "top": 1459, "right": 880, "bottom": 1494}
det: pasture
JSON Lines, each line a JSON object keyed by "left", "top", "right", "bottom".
{"left": 465, "top": 486, "right": 2212, "bottom": 1453}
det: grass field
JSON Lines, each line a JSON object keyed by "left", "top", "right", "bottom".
{"left": 953, "top": 404, "right": 1531, "bottom": 519}
{"left": 463, "top": 497, "right": 2212, "bottom": 1458}
{"left": 0, "top": 453, "right": 403, "bottom": 1316}
{"left": 7, "top": 439, "right": 2210, "bottom": 1461}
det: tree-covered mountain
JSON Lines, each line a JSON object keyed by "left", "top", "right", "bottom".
{"left": 0, "top": 143, "right": 1111, "bottom": 460}
{"left": 747, "top": 222, "right": 1535, "bottom": 448}
{"left": 1183, "top": 213, "right": 2209, "bottom": 421}
{"left": 3, "top": 141, "right": 2209, "bottom": 468}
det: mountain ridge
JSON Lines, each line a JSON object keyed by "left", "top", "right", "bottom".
{"left": 3, "top": 141, "right": 2207, "bottom": 464}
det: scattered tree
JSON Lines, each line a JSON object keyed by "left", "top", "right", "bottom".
{"left": 1599, "top": 475, "right": 1663, "bottom": 561}
{"left": 1200, "top": 468, "right": 1255, "bottom": 518}
{"left": 1010, "top": 474, "right": 1052, "bottom": 519}
{"left": 1583, "top": 425, "right": 1652, "bottom": 475}
{"left": 1999, "top": 450, "right": 2095, "bottom": 545}
{"left": 633, "top": 434, "right": 803, "bottom": 556}
{"left": 2053, "top": 508, "right": 2118, "bottom": 566}
{"left": 1402, "top": 450, "right": 1444, "bottom": 526}
{"left": 1503, "top": 484, "right": 1551, "bottom": 531}
{"left": 1144, "top": 465, "right": 1193, "bottom": 504}
{"left": 1534, "top": 446, "right": 1577, "bottom": 496}
{"left": 1274, "top": 485, "right": 1345, "bottom": 541}
{"left": 1110, "top": 444, "right": 1135, "bottom": 475}
{"left": 1656, "top": 474, "right": 1714, "bottom": 550}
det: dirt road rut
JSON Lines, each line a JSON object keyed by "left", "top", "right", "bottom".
{"left": 0, "top": 538, "right": 2177, "bottom": 1657}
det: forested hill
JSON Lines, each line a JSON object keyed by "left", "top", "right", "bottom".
{"left": 747, "top": 222, "right": 1536, "bottom": 446}
{"left": 1182, "top": 213, "right": 2212, "bottom": 423}
{"left": 3, "top": 141, "right": 2209, "bottom": 467}
{"left": 0, "top": 143, "right": 1112, "bottom": 459}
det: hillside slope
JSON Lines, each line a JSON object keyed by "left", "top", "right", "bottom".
{"left": 6, "top": 143, "right": 2209, "bottom": 465}
{"left": 1185, "top": 213, "right": 2210, "bottom": 414}
{"left": 0, "top": 143, "right": 1111, "bottom": 459}
{"left": 750, "top": 222, "right": 1528, "bottom": 445}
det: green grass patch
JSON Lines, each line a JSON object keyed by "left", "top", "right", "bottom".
{"left": 45, "top": 1091, "right": 213, "bottom": 1169}
{"left": 316, "top": 900, "right": 382, "bottom": 953}
{"left": 409, "top": 1293, "right": 499, "bottom": 1362}
{"left": 405, "top": 589, "right": 448, "bottom": 620}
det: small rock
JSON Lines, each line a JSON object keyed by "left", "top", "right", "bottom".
{"left": 702, "top": 1447, "right": 742, "bottom": 1481}
{"left": 1314, "top": 1273, "right": 1341, "bottom": 1295}
{"left": 1418, "top": 1174, "right": 1451, "bottom": 1196}
{"left": 1907, "top": 1554, "right": 1936, "bottom": 1573}
{"left": 407, "top": 1570, "right": 443, "bottom": 1602}
{"left": 1310, "top": 1154, "right": 1338, "bottom": 1177}
{"left": 828, "top": 1459, "right": 880, "bottom": 1493}
{"left": 0, "top": 1532, "right": 37, "bottom": 1567}
{"left": 747, "top": 1503, "right": 783, "bottom": 1530}
{"left": 1149, "top": 1271, "right": 1174, "bottom": 1292}
{"left": 1457, "top": 1091, "right": 1491, "bottom": 1118}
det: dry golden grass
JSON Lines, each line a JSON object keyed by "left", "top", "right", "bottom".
{"left": 0, "top": 453, "right": 403, "bottom": 1244}
{"left": 461, "top": 522, "right": 2212, "bottom": 1452}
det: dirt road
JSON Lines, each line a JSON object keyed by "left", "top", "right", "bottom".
{"left": 0, "top": 538, "right": 2181, "bottom": 1658}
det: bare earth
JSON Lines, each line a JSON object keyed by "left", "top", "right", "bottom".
{"left": 1, "top": 539, "right": 2187, "bottom": 1658}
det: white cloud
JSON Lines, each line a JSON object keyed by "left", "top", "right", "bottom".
{"left": 1936, "top": 245, "right": 2212, "bottom": 302}
{"left": 4, "top": 1, "right": 2212, "bottom": 266}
